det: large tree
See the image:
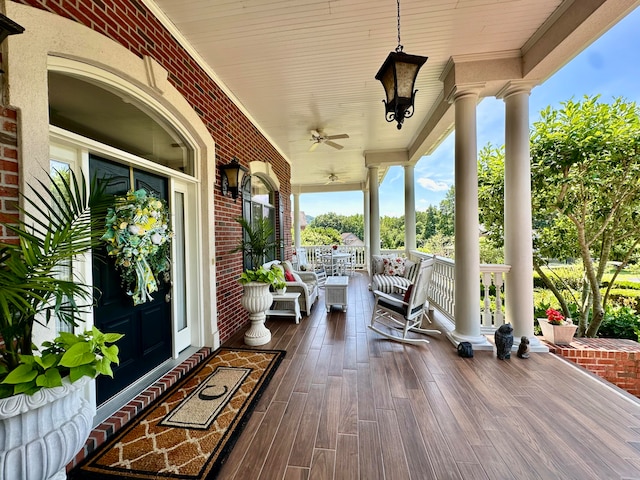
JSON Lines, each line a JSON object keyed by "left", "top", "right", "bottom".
{"left": 479, "top": 96, "right": 640, "bottom": 336}
{"left": 532, "top": 96, "right": 640, "bottom": 336}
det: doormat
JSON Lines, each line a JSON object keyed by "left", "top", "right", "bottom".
{"left": 70, "top": 347, "right": 285, "bottom": 480}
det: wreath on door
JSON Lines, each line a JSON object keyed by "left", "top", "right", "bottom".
{"left": 101, "top": 189, "right": 173, "bottom": 305}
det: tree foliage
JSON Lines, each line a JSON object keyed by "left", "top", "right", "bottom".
{"left": 303, "top": 202, "right": 455, "bottom": 251}
{"left": 300, "top": 226, "right": 342, "bottom": 246}
{"left": 479, "top": 95, "right": 640, "bottom": 337}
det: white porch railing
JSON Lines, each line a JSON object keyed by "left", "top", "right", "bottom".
{"left": 294, "top": 245, "right": 367, "bottom": 270}
{"left": 294, "top": 246, "right": 511, "bottom": 334}
{"left": 410, "top": 251, "right": 511, "bottom": 333}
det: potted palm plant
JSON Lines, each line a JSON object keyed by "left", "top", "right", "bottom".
{"left": 0, "top": 170, "right": 123, "bottom": 480}
{"left": 233, "top": 217, "right": 283, "bottom": 345}
{"left": 233, "top": 216, "right": 279, "bottom": 269}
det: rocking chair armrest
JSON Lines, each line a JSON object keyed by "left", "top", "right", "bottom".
{"left": 372, "top": 289, "right": 408, "bottom": 307}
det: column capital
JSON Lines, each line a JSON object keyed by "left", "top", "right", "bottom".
{"left": 496, "top": 80, "right": 536, "bottom": 99}
{"left": 445, "top": 82, "right": 485, "bottom": 104}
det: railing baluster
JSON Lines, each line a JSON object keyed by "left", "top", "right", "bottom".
{"left": 494, "top": 272, "right": 504, "bottom": 327}
{"left": 482, "top": 272, "right": 492, "bottom": 327}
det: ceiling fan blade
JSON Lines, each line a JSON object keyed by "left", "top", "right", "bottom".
{"left": 308, "top": 141, "right": 319, "bottom": 152}
{"left": 324, "top": 140, "right": 343, "bottom": 150}
{"left": 325, "top": 134, "right": 349, "bottom": 140}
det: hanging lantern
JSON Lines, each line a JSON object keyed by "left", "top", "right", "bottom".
{"left": 375, "top": 0, "right": 427, "bottom": 129}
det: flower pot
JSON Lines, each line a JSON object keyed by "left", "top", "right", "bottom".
{"left": 275, "top": 287, "right": 286, "bottom": 295}
{"left": 0, "top": 377, "right": 94, "bottom": 480}
{"left": 538, "top": 318, "right": 578, "bottom": 345}
{"left": 241, "top": 282, "right": 273, "bottom": 346}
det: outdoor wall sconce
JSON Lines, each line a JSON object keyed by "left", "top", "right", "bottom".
{"left": 0, "top": 13, "right": 25, "bottom": 45}
{"left": 375, "top": 0, "right": 427, "bottom": 130}
{"left": 220, "top": 157, "right": 248, "bottom": 201}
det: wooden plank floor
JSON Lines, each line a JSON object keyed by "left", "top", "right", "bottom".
{"left": 220, "top": 271, "right": 640, "bottom": 480}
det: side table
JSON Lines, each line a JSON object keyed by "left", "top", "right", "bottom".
{"left": 266, "top": 291, "right": 302, "bottom": 324}
{"left": 325, "top": 275, "right": 349, "bottom": 312}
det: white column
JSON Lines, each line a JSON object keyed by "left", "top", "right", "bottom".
{"left": 404, "top": 163, "right": 416, "bottom": 252}
{"left": 293, "top": 192, "right": 301, "bottom": 250}
{"left": 499, "top": 83, "right": 546, "bottom": 351}
{"left": 369, "top": 166, "right": 381, "bottom": 256}
{"left": 363, "top": 188, "right": 371, "bottom": 271}
{"left": 449, "top": 89, "right": 489, "bottom": 346}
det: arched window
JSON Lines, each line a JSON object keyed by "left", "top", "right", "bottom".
{"left": 241, "top": 175, "right": 277, "bottom": 270}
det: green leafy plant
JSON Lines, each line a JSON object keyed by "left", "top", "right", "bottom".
{"left": 238, "top": 265, "right": 283, "bottom": 286}
{"left": 0, "top": 169, "right": 123, "bottom": 397}
{"left": 0, "top": 326, "right": 123, "bottom": 398}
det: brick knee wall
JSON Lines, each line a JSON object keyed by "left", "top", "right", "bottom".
{"left": 546, "top": 338, "right": 640, "bottom": 398}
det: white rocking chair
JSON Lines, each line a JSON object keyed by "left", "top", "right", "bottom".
{"left": 369, "top": 257, "right": 441, "bottom": 344}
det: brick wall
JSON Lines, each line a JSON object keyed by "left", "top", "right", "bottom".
{"left": 547, "top": 338, "right": 640, "bottom": 398}
{"left": 8, "top": 0, "right": 292, "bottom": 342}
{"left": 0, "top": 106, "right": 19, "bottom": 244}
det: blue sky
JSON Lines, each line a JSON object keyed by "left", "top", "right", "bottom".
{"left": 299, "top": 6, "right": 640, "bottom": 218}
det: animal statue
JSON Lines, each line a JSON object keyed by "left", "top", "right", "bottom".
{"left": 517, "top": 336, "right": 530, "bottom": 359}
{"left": 494, "top": 323, "right": 514, "bottom": 360}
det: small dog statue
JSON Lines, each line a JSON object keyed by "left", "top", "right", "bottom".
{"left": 517, "top": 336, "right": 530, "bottom": 359}
{"left": 494, "top": 323, "right": 514, "bottom": 360}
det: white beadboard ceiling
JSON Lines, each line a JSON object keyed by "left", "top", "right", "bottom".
{"left": 147, "top": 0, "right": 639, "bottom": 192}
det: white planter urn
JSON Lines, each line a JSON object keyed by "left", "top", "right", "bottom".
{"left": 241, "top": 282, "right": 273, "bottom": 346}
{"left": 538, "top": 318, "right": 578, "bottom": 345}
{"left": 0, "top": 376, "right": 95, "bottom": 480}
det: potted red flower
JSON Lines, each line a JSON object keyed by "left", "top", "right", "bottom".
{"left": 545, "top": 308, "right": 566, "bottom": 325}
{"left": 538, "top": 308, "right": 577, "bottom": 345}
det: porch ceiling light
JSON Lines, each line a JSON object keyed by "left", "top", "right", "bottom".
{"left": 220, "top": 157, "right": 248, "bottom": 201}
{"left": 0, "top": 13, "right": 25, "bottom": 44}
{"left": 375, "top": 0, "right": 427, "bottom": 130}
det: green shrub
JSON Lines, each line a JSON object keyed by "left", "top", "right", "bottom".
{"left": 598, "top": 306, "right": 640, "bottom": 341}
{"left": 601, "top": 278, "right": 640, "bottom": 290}
{"left": 606, "top": 290, "right": 640, "bottom": 313}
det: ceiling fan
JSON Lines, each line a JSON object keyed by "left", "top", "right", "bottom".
{"left": 309, "top": 129, "right": 349, "bottom": 152}
{"left": 325, "top": 172, "right": 345, "bottom": 184}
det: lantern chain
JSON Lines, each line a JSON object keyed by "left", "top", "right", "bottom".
{"left": 396, "top": 0, "right": 403, "bottom": 53}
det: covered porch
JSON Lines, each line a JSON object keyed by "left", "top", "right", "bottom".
{"left": 78, "top": 271, "right": 640, "bottom": 479}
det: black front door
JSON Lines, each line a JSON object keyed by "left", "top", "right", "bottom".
{"left": 90, "top": 155, "right": 172, "bottom": 405}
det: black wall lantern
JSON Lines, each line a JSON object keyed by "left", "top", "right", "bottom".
{"left": 375, "top": 0, "right": 427, "bottom": 130}
{"left": 220, "top": 157, "right": 248, "bottom": 201}
{"left": 0, "top": 13, "right": 25, "bottom": 44}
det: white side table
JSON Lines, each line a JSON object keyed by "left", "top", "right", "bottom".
{"left": 266, "top": 292, "right": 302, "bottom": 324}
{"left": 325, "top": 275, "right": 349, "bottom": 312}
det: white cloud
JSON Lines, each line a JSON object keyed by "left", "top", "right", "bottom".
{"left": 417, "top": 177, "right": 449, "bottom": 192}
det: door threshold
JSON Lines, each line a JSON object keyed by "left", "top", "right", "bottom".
{"left": 94, "top": 346, "right": 201, "bottom": 426}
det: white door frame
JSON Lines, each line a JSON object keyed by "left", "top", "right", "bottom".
{"left": 50, "top": 129, "right": 202, "bottom": 359}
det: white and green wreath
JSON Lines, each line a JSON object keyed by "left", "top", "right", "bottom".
{"left": 101, "top": 189, "right": 173, "bottom": 305}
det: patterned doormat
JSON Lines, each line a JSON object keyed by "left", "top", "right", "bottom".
{"left": 70, "top": 347, "right": 285, "bottom": 480}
